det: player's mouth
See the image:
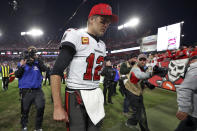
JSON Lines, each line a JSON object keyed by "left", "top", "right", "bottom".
{"left": 101, "top": 28, "right": 106, "bottom": 32}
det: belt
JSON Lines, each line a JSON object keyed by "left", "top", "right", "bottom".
{"left": 65, "top": 87, "right": 96, "bottom": 91}
{"left": 20, "top": 88, "right": 41, "bottom": 91}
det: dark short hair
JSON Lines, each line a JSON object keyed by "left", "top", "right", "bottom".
{"left": 104, "top": 56, "right": 110, "bottom": 61}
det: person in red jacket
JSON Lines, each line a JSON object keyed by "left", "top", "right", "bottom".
{"left": 175, "top": 46, "right": 189, "bottom": 59}
{"left": 190, "top": 46, "right": 197, "bottom": 57}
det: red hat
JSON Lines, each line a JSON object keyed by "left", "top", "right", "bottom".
{"left": 88, "top": 3, "right": 118, "bottom": 23}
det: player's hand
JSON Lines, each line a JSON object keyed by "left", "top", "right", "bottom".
{"left": 176, "top": 111, "right": 188, "bottom": 120}
{"left": 20, "top": 59, "right": 27, "bottom": 66}
{"left": 53, "top": 107, "right": 69, "bottom": 123}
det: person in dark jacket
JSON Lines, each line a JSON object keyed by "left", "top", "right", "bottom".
{"left": 101, "top": 60, "right": 116, "bottom": 104}
{"left": 15, "top": 46, "right": 47, "bottom": 131}
{"left": 43, "top": 65, "right": 51, "bottom": 85}
{"left": 61, "top": 72, "right": 65, "bottom": 84}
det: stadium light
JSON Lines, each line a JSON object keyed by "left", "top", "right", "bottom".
{"left": 110, "top": 46, "right": 140, "bottom": 54}
{"left": 21, "top": 28, "right": 44, "bottom": 37}
{"left": 118, "top": 17, "right": 140, "bottom": 30}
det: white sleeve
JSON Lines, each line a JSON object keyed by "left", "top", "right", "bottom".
{"left": 60, "top": 29, "right": 80, "bottom": 51}
{"left": 176, "top": 69, "right": 197, "bottom": 113}
{"left": 132, "top": 67, "right": 151, "bottom": 80}
{"left": 103, "top": 45, "right": 107, "bottom": 57}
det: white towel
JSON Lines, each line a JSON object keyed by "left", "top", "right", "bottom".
{"left": 80, "top": 88, "right": 105, "bottom": 125}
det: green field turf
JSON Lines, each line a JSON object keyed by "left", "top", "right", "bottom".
{"left": 0, "top": 80, "right": 180, "bottom": 131}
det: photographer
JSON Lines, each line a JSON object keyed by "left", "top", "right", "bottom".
{"left": 124, "top": 54, "right": 152, "bottom": 131}
{"left": 15, "top": 46, "right": 47, "bottom": 131}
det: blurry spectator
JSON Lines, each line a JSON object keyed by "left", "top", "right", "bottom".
{"left": 43, "top": 65, "right": 51, "bottom": 85}
{"left": 0, "top": 62, "right": 13, "bottom": 91}
{"left": 157, "top": 53, "right": 164, "bottom": 62}
{"left": 175, "top": 55, "right": 197, "bottom": 131}
{"left": 119, "top": 61, "right": 131, "bottom": 96}
{"left": 61, "top": 72, "right": 65, "bottom": 84}
{"left": 175, "top": 46, "right": 189, "bottom": 59}
{"left": 190, "top": 46, "right": 197, "bottom": 57}
{"left": 101, "top": 60, "right": 116, "bottom": 105}
{"left": 112, "top": 64, "right": 120, "bottom": 95}
{"left": 119, "top": 56, "right": 136, "bottom": 117}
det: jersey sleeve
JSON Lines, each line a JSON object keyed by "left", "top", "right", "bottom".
{"left": 60, "top": 28, "right": 81, "bottom": 51}
{"left": 103, "top": 45, "right": 107, "bottom": 57}
{"left": 100, "top": 40, "right": 107, "bottom": 57}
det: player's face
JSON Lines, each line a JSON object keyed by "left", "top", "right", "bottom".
{"left": 89, "top": 15, "right": 112, "bottom": 37}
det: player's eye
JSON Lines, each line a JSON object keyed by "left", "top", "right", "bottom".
{"left": 100, "top": 19, "right": 105, "bottom": 24}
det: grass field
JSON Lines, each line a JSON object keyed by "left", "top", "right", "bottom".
{"left": 0, "top": 80, "right": 180, "bottom": 131}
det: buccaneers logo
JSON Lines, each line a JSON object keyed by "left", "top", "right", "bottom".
{"left": 148, "top": 59, "right": 189, "bottom": 91}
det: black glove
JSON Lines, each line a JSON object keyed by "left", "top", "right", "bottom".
{"left": 15, "top": 66, "right": 25, "bottom": 78}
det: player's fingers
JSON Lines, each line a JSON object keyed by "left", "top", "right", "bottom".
{"left": 182, "top": 114, "right": 188, "bottom": 121}
{"left": 53, "top": 115, "right": 65, "bottom": 122}
{"left": 64, "top": 113, "right": 69, "bottom": 123}
{"left": 176, "top": 112, "right": 182, "bottom": 120}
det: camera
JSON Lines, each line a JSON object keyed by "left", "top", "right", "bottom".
{"left": 20, "top": 49, "right": 37, "bottom": 66}
{"left": 153, "top": 65, "right": 168, "bottom": 77}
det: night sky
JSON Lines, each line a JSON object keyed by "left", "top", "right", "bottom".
{"left": 0, "top": 0, "right": 196, "bottom": 47}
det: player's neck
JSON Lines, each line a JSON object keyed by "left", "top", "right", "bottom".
{"left": 87, "top": 32, "right": 100, "bottom": 43}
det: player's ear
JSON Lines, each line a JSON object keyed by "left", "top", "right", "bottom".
{"left": 89, "top": 15, "right": 98, "bottom": 23}
{"left": 88, "top": 16, "right": 94, "bottom": 23}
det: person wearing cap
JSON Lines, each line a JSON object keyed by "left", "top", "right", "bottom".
{"left": 124, "top": 54, "right": 152, "bottom": 131}
{"left": 175, "top": 55, "right": 197, "bottom": 131}
{"left": 50, "top": 3, "right": 118, "bottom": 131}
{"left": 15, "top": 46, "right": 47, "bottom": 131}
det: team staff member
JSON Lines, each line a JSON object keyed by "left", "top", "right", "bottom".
{"left": 0, "top": 62, "right": 13, "bottom": 91}
{"left": 50, "top": 3, "right": 118, "bottom": 131}
{"left": 15, "top": 46, "right": 47, "bottom": 131}
{"left": 101, "top": 59, "right": 116, "bottom": 105}
{"left": 125, "top": 54, "right": 152, "bottom": 131}
{"left": 43, "top": 65, "right": 51, "bottom": 85}
{"left": 175, "top": 55, "right": 197, "bottom": 131}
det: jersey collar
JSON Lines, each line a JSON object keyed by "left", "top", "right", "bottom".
{"left": 87, "top": 33, "right": 100, "bottom": 43}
